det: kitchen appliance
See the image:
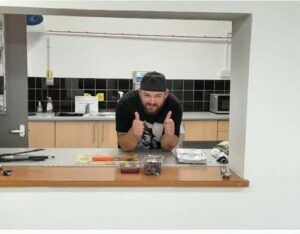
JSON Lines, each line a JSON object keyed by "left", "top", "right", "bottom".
{"left": 209, "top": 94, "right": 230, "bottom": 114}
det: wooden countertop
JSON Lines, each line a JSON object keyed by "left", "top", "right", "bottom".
{"left": 0, "top": 166, "right": 249, "bottom": 187}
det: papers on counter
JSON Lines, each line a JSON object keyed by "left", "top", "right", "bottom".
{"left": 173, "top": 148, "right": 207, "bottom": 164}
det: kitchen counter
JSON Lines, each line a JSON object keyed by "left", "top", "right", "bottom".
{"left": 0, "top": 148, "right": 248, "bottom": 187}
{"left": 0, "top": 148, "right": 221, "bottom": 167}
{"left": 28, "top": 112, "right": 229, "bottom": 121}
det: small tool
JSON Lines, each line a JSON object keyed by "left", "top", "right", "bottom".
{"left": 220, "top": 166, "right": 231, "bottom": 178}
{"left": 0, "top": 148, "right": 45, "bottom": 157}
{"left": 3, "top": 169, "right": 13, "bottom": 176}
{"left": 0, "top": 155, "right": 50, "bottom": 162}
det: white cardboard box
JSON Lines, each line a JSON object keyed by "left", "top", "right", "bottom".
{"left": 75, "top": 96, "right": 98, "bottom": 113}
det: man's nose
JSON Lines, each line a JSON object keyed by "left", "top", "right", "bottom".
{"left": 150, "top": 97, "right": 155, "bottom": 104}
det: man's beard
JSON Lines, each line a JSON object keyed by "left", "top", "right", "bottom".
{"left": 143, "top": 103, "right": 162, "bottom": 115}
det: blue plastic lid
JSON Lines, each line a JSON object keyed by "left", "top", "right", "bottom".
{"left": 27, "top": 15, "right": 43, "bottom": 26}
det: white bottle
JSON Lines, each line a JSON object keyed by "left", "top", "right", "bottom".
{"left": 46, "top": 97, "right": 53, "bottom": 113}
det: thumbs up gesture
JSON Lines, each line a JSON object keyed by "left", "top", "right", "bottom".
{"left": 164, "top": 111, "right": 175, "bottom": 136}
{"left": 131, "top": 112, "right": 144, "bottom": 138}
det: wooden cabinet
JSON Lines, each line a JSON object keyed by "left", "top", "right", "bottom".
{"left": 55, "top": 122, "right": 99, "bottom": 148}
{"left": 29, "top": 121, "right": 118, "bottom": 148}
{"left": 183, "top": 120, "right": 218, "bottom": 141}
{"left": 98, "top": 121, "right": 118, "bottom": 147}
{"left": 29, "top": 119, "right": 227, "bottom": 147}
{"left": 217, "top": 120, "right": 229, "bottom": 140}
{"left": 28, "top": 122, "right": 55, "bottom": 147}
{"left": 182, "top": 120, "right": 229, "bottom": 141}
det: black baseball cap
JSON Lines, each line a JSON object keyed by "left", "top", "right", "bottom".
{"left": 140, "top": 71, "right": 167, "bottom": 92}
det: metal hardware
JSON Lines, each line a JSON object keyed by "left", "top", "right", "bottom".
{"left": 3, "top": 169, "right": 13, "bottom": 176}
{"left": 10, "top": 124, "right": 26, "bottom": 137}
{"left": 220, "top": 166, "right": 231, "bottom": 178}
{"left": 0, "top": 148, "right": 44, "bottom": 157}
{"left": 0, "top": 155, "right": 49, "bottom": 162}
{"left": 46, "top": 30, "right": 232, "bottom": 43}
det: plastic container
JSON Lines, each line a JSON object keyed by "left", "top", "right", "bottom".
{"left": 143, "top": 155, "right": 164, "bottom": 176}
{"left": 120, "top": 161, "right": 140, "bottom": 174}
{"left": 46, "top": 97, "right": 53, "bottom": 113}
{"left": 36, "top": 101, "right": 43, "bottom": 114}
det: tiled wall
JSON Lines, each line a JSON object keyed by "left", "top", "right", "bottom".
{"left": 28, "top": 77, "right": 230, "bottom": 113}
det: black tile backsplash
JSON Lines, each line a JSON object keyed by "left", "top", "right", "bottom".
{"left": 27, "top": 77, "right": 230, "bottom": 113}
{"left": 173, "top": 80, "right": 184, "bottom": 90}
{"left": 195, "top": 80, "right": 204, "bottom": 90}
{"left": 183, "top": 90, "right": 193, "bottom": 101}
{"left": 194, "top": 101, "right": 204, "bottom": 112}
{"left": 215, "top": 80, "right": 225, "bottom": 90}
{"left": 173, "top": 90, "right": 183, "bottom": 100}
{"left": 225, "top": 80, "right": 230, "bottom": 90}
{"left": 194, "top": 91, "right": 204, "bottom": 101}
{"left": 184, "top": 80, "right": 194, "bottom": 90}
{"left": 119, "top": 79, "right": 130, "bottom": 90}
{"left": 204, "top": 80, "right": 214, "bottom": 90}
{"left": 166, "top": 80, "right": 173, "bottom": 90}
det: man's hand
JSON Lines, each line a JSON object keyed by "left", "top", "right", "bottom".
{"left": 163, "top": 111, "right": 175, "bottom": 136}
{"left": 118, "top": 112, "right": 144, "bottom": 151}
{"left": 131, "top": 112, "right": 144, "bottom": 138}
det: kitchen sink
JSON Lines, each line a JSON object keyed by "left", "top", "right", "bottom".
{"left": 95, "top": 112, "right": 115, "bottom": 117}
{"left": 56, "top": 112, "right": 84, "bottom": 117}
{"left": 55, "top": 112, "right": 115, "bottom": 117}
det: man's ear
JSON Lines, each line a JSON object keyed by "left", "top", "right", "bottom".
{"left": 164, "top": 89, "right": 169, "bottom": 99}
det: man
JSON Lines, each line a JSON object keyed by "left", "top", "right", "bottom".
{"left": 116, "top": 71, "right": 183, "bottom": 151}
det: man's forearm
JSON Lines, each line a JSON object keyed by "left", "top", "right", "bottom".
{"left": 118, "top": 130, "right": 139, "bottom": 151}
{"left": 160, "top": 135, "right": 179, "bottom": 151}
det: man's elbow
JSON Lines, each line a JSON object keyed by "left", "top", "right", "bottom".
{"left": 161, "top": 146, "right": 173, "bottom": 151}
{"left": 120, "top": 146, "right": 136, "bottom": 152}
{"left": 161, "top": 136, "right": 179, "bottom": 151}
{"left": 118, "top": 142, "right": 136, "bottom": 152}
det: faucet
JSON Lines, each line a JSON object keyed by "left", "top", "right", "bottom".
{"left": 85, "top": 103, "right": 91, "bottom": 114}
{"left": 117, "top": 91, "right": 124, "bottom": 102}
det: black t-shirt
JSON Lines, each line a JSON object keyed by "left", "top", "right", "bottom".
{"left": 116, "top": 90, "right": 183, "bottom": 149}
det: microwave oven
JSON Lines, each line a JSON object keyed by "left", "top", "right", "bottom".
{"left": 209, "top": 94, "right": 230, "bottom": 114}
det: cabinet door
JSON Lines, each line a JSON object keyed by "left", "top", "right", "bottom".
{"left": 28, "top": 122, "right": 55, "bottom": 147}
{"left": 56, "top": 122, "right": 98, "bottom": 148}
{"left": 183, "top": 120, "right": 217, "bottom": 141}
{"left": 98, "top": 121, "right": 118, "bottom": 147}
{"left": 217, "top": 120, "right": 229, "bottom": 140}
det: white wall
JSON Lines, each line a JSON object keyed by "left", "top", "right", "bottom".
{"left": 0, "top": 1, "right": 300, "bottom": 229}
{"left": 27, "top": 16, "right": 231, "bottom": 79}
